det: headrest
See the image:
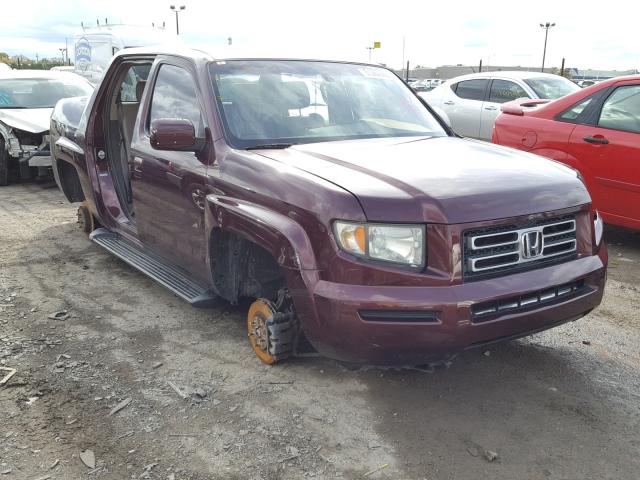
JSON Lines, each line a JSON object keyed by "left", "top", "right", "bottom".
{"left": 276, "top": 81, "right": 310, "bottom": 109}
{"left": 136, "top": 80, "right": 147, "bottom": 102}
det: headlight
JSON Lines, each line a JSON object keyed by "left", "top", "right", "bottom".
{"left": 334, "top": 221, "right": 425, "bottom": 267}
{"left": 593, "top": 210, "right": 603, "bottom": 247}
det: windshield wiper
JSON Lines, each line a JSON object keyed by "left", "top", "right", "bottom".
{"left": 246, "top": 143, "right": 294, "bottom": 150}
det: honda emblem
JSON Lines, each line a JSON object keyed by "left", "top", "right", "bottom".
{"left": 521, "top": 230, "right": 543, "bottom": 259}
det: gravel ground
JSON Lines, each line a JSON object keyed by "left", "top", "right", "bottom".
{"left": 1, "top": 182, "right": 639, "bottom": 480}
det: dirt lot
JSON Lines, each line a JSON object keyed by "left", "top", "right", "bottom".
{"left": 1, "top": 182, "right": 639, "bottom": 480}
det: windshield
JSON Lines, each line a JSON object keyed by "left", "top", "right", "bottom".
{"left": 0, "top": 76, "right": 93, "bottom": 109}
{"left": 524, "top": 76, "right": 580, "bottom": 99}
{"left": 209, "top": 60, "right": 447, "bottom": 149}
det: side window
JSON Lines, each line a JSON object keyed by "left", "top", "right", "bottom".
{"left": 598, "top": 85, "right": 640, "bottom": 133}
{"left": 452, "top": 79, "right": 488, "bottom": 101}
{"left": 149, "top": 64, "right": 203, "bottom": 135}
{"left": 120, "top": 64, "right": 151, "bottom": 102}
{"left": 488, "top": 80, "right": 529, "bottom": 103}
{"left": 558, "top": 97, "right": 594, "bottom": 122}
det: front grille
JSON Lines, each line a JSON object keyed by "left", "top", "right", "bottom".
{"left": 463, "top": 216, "right": 577, "bottom": 280}
{"left": 471, "top": 279, "right": 586, "bottom": 322}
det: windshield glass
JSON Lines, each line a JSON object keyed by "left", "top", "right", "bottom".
{"left": 524, "top": 76, "right": 580, "bottom": 99}
{"left": 209, "top": 60, "right": 447, "bottom": 148}
{"left": 0, "top": 76, "right": 93, "bottom": 108}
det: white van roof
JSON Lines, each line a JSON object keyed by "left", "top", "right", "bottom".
{"left": 74, "top": 24, "right": 180, "bottom": 48}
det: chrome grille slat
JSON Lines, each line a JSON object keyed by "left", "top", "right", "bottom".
{"left": 464, "top": 216, "right": 578, "bottom": 279}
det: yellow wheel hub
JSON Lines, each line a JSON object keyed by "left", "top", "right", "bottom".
{"left": 247, "top": 299, "right": 277, "bottom": 364}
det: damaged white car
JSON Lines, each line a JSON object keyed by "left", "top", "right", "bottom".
{"left": 0, "top": 70, "right": 93, "bottom": 185}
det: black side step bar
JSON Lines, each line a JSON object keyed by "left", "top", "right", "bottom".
{"left": 90, "top": 228, "right": 219, "bottom": 308}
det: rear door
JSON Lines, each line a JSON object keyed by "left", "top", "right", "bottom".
{"left": 442, "top": 78, "right": 488, "bottom": 138}
{"left": 130, "top": 59, "right": 212, "bottom": 282}
{"left": 568, "top": 83, "right": 640, "bottom": 226}
{"left": 479, "top": 79, "right": 531, "bottom": 141}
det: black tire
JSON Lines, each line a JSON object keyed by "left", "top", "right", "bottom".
{"left": 0, "top": 138, "right": 8, "bottom": 186}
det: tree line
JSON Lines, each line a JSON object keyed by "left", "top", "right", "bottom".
{"left": 0, "top": 52, "right": 72, "bottom": 70}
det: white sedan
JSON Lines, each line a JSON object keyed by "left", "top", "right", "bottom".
{"left": 0, "top": 70, "right": 93, "bottom": 185}
{"left": 420, "top": 71, "right": 579, "bottom": 140}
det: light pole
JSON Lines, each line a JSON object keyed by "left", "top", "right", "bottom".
{"left": 170, "top": 5, "right": 186, "bottom": 35}
{"left": 539, "top": 22, "right": 555, "bottom": 72}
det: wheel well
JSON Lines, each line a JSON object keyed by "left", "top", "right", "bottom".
{"left": 56, "top": 159, "right": 85, "bottom": 203}
{"left": 210, "top": 229, "right": 286, "bottom": 305}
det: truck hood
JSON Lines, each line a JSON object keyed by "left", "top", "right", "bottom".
{"left": 259, "top": 136, "right": 590, "bottom": 224}
{"left": 0, "top": 108, "right": 52, "bottom": 133}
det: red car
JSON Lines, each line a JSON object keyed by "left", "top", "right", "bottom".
{"left": 493, "top": 76, "right": 640, "bottom": 230}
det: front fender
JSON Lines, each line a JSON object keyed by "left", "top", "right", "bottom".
{"left": 205, "top": 195, "right": 318, "bottom": 271}
{"left": 205, "top": 195, "right": 325, "bottom": 344}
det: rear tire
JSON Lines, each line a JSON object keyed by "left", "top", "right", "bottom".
{"left": 0, "top": 138, "right": 8, "bottom": 186}
{"left": 77, "top": 202, "right": 96, "bottom": 235}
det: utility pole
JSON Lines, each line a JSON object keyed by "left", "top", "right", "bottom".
{"left": 401, "top": 36, "right": 405, "bottom": 79}
{"left": 366, "top": 42, "right": 381, "bottom": 62}
{"left": 366, "top": 47, "right": 374, "bottom": 62}
{"left": 540, "top": 22, "right": 556, "bottom": 72}
{"left": 170, "top": 5, "right": 186, "bottom": 35}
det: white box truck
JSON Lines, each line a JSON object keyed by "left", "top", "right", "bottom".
{"left": 74, "top": 24, "right": 179, "bottom": 84}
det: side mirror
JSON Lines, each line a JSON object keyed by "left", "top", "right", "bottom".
{"left": 432, "top": 106, "right": 452, "bottom": 128}
{"left": 150, "top": 118, "right": 201, "bottom": 151}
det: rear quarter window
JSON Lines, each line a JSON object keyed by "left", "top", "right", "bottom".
{"left": 452, "top": 79, "right": 488, "bottom": 101}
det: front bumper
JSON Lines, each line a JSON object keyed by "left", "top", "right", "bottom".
{"left": 20, "top": 150, "right": 52, "bottom": 168}
{"left": 298, "top": 247, "right": 607, "bottom": 365}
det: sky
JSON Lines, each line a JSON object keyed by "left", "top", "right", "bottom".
{"left": 0, "top": 0, "right": 638, "bottom": 71}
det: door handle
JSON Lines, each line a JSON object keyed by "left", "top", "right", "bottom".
{"left": 484, "top": 106, "right": 498, "bottom": 111}
{"left": 583, "top": 135, "right": 609, "bottom": 145}
{"left": 443, "top": 100, "right": 455, "bottom": 105}
{"left": 191, "top": 187, "right": 206, "bottom": 211}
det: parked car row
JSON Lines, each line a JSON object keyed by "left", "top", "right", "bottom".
{"left": 419, "top": 71, "right": 580, "bottom": 140}
{"left": 408, "top": 78, "right": 443, "bottom": 92}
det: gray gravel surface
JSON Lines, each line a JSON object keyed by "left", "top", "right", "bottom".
{"left": 1, "top": 182, "right": 639, "bottom": 479}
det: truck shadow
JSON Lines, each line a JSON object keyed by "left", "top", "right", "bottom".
{"left": 353, "top": 336, "right": 639, "bottom": 479}
{"left": 603, "top": 224, "right": 640, "bottom": 285}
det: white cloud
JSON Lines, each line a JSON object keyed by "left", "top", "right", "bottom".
{"left": 0, "top": 0, "right": 637, "bottom": 70}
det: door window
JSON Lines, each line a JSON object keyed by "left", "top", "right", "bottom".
{"left": 558, "top": 97, "right": 594, "bottom": 122}
{"left": 488, "top": 80, "right": 529, "bottom": 103}
{"left": 149, "top": 64, "right": 203, "bottom": 135}
{"left": 120, "top": 64, "right": 151, "bottom": 102}
{"left": 598, "top": 85, "right": 640, "bottom": 133}
{"left": 452, "top": 79, "right": 488, "bottom": 101}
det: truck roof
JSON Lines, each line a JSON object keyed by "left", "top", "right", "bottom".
{"left": 114, "top": 46, "right": 383, "bottom": 68}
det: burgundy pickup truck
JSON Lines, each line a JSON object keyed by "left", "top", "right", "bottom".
{"left": 50, "top": 48, "right": 607, "bottom": 365}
